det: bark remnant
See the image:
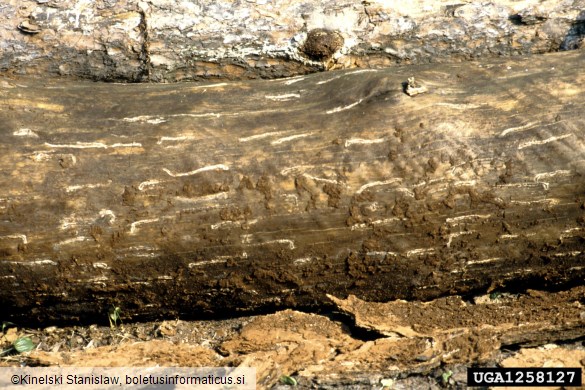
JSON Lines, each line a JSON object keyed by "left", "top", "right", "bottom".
{"left": 2, "top": 0, "right": 585, "bottom": 82}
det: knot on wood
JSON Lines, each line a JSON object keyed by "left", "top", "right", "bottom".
{"left": 18, "top": 20, "right": 41, "bottom": 34}
{"left": 301, "top": 29, "right": 344, "bottom": 61}
{"left": 404, "top": 77, "right": 428, "bottom": 97}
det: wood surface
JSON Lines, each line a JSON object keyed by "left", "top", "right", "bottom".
{"left": 1, "top": 49, "right": 584, "bottom": 323}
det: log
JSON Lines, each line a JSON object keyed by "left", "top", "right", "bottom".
{"left": 1, "top": 49, "right": 585, "bottom": 324}
{"left": 1, "top": 0, "right": 585, "bottom": 82}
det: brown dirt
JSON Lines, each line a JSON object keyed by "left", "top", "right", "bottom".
{"left": 2, "top": 287, "right": 583, "bottom": 389}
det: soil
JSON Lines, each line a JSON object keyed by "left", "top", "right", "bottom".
{"left": 2, "top": 287, "right": 584, "bottom": 389}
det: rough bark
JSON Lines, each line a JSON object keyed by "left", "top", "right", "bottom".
{"left": 1, "top": 49, "right": 585, "bottom": 324}
{"left": 1, "top": 0, "right": 585, "bottom": 82}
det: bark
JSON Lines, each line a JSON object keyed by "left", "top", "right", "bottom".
{"left": 1, "top": 0, "right": 585, "bottom": 82}
{"left": 1, "top": 49, "right": 585, "bottom": 324}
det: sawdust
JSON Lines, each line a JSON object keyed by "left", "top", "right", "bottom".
{"left": 1, "top": 288, "right": 583, "bottom": 388}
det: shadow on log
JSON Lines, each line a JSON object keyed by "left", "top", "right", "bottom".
{"left": 1, "top": 50, "right": 584, "bottom": 325}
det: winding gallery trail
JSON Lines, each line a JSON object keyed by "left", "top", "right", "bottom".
{"left": 1, "top": 49, "right": 584, "bottom": 323}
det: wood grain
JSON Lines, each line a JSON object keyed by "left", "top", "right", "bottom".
{"left": 1, "top": 50, "right": 584, "bottom": 323}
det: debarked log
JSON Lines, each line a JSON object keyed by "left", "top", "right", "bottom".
{"left": 1, "top": 49, "right": 584, "bottom": 324}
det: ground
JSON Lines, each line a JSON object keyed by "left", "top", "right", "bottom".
{"left": 2, "top": 287, "right": 584, "bottom": 389}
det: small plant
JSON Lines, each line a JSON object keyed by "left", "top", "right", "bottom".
{"left": 489, "top": 291, "right": 502, "bottom": 300}
{"left": 108, "top": 306, "right": 122, "bottom": 328}
{"left": 13, "top": 337, "right": 35, "bottom": 353}
{"left": 441, "top": 370, "right": 453, "bottom": 385}
{"left": 1, "top": 321, "right": 15, "bottom": 333}
{"left": 1, "top": 336, "right": 36, "bottom": 356}
{"left": 279, "top": 375, "right": 297, "bottom": 386}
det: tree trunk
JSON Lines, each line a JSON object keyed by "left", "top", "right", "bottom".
{"left": 2, "top": 0, "right": 585, "bottom": 82}
{"left": 1, "top": 49, "right": 584, "bottom": 324}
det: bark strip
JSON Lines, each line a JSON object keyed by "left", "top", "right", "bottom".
{"left": 2, "top": 0, "right": 585, "bottom": 82}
